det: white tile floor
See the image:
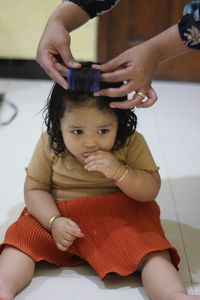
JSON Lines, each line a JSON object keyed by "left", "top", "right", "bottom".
{"left": 0, "top": 78, "right": 200, "bottom": 299}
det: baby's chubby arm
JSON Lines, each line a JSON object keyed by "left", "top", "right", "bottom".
{"left": 84, "top": 150, "right": 161, "bottom": 202}
{"left": 24, "top": 176, "right": 84, "bottom": 251}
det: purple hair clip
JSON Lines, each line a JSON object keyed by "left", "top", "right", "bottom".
{"left": 67, "top": 68, "right": 101, "bottom": 92}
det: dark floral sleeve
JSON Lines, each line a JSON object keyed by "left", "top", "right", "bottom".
{"left": 63, "top": 0, "right": 120, "bottom": 18}
{"left": 178, "top": 1, "right": 200, "bottom": 49}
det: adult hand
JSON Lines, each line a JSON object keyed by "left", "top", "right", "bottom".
{"left": 36, "top": 20, "right": 81, "bottom": 89}
{"left": 36, "top": 1, "right": 90, "bottom": 89}
{"left": 110, "top": 86, "right": 158, "bottom": 109}
{"left": 51, "top": 216, "right": 84, "bottom": 251}
{"left": 93, "top": 42, "right": 160, "bottom": 108}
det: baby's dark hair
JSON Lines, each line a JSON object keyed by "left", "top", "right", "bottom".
{"left": 43, "top": 62, "right": 137, "bottom": 155}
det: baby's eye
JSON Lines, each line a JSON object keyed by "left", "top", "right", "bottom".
{"left": 72, "top": 129, "right": 83, "bottom": 135}
{"left": 98, "top": 129, "right": 109, "bottom": 135}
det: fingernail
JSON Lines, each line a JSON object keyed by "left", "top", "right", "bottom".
{"left": 110, "top": 104, "right": 116, "bottom": 108}
{"left": 62, "top": 84, "right": 68, "bottom": 90}
{"left": 70, "top": 62, "right": 81, "bottom": 67}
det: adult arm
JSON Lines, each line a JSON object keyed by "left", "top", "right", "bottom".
{"left": 95, "top": 1, "right": 200, "bottom": 108}
{"left": 94, "top": 24, "right": 191, "bottom": 108}
{"left": 36, "top": 0, "right": 120, "bottom": 89}
{"left": 36, "top": 1, "right": 90, "bottom": 89}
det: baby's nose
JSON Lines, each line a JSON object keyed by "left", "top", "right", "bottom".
{"left": 84, "top": 136, "right": 97, "bottom": 148}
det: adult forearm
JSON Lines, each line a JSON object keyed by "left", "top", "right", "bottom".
{"left": 25, "top": 190, "right": 60, "bottom": 231}
{"left": 146, "top": 24, "right": 191, "bottom": 64}
{"left": 48, "top": 1, "right": 90, "bottom": 33}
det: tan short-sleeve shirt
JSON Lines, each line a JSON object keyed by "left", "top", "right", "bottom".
{"left": 26, "top": 131, "right": 159, "bottom": 201}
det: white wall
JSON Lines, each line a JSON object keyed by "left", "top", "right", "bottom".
{"left": 0, "top": 0, "right": 97, "bottom": 61}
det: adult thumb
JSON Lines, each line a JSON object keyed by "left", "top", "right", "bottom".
{"left": 59, "top": 47, "right": 81, "bottom": 69}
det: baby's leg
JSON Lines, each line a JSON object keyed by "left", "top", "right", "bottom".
{"left": 139, "top": 250, "right": 200, "bottom": 300}
{"left": 0, "top": 246, "right": 35, "bottom": 300}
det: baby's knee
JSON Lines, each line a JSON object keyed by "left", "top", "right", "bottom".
{"left": 137, "top": 249, "right": 171, "bottom": 272}
{"left": 0, "top": 274, "right": 15, "bottom": 300}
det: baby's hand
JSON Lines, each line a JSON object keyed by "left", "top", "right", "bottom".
{"left": 84, "top": 150, "right": 121, "bottom": 180}
{"left": 51, "top": 217, "right": 84, "bottom": 251}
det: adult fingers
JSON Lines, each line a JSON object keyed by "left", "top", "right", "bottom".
{"left": 37, "top": 52, "right": 69, "bottom": 89}
{"left": 54, "top": 62, "right": 67, "bottom": 76}
{"left": 93, "top": 54, "right": 125, "bottom": 74}
{"left": 94, "top": 80, "right": 133, "bottom": 98}
{"left": 109, "top": 98, "right": 136, "bottom": 109}
{"left": 59, "top": 47, "right": 81, "bottom": 70}
{"left": 116, "top": 87, "right": 157, "bottom": 109}
{"left": 100, "top": 66, "right": 133, "bottom": 83}
{"left": 136, "top": 87, "right": 158, "bottom": 108}
{"left": 109, "top": 90, "right": 146, "bottom": 109}
{"left": 53, "top": 48, "right": 81, "bottom": 88}
{"left": 109, "top": 86, "right": 157, "bottom": 109}
{"left": 37, "top": 49, "right": 81, "bottom": 89}
{"left": 131, "top": 91, "right": 147, "bottom": 107}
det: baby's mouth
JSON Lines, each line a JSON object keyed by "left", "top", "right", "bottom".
{"left": 82, "top": 150, "right": 97, "bottom": 158}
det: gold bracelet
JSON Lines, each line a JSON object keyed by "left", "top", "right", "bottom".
{"left": 48, "top": 215, "right": 60, "bottom": 230}
{"left": 110, "top": 165, "right": 123, "bottom": 181}
{"left": 115, "top": 166, "right": 129, "bottom": 183}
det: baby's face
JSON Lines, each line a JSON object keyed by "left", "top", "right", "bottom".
{"left": 60, "top": 106, "right": 118, "bottom": 161}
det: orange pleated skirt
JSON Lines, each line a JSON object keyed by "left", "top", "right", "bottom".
{"left": 0, "top": 192, "right": 180, "bottom": 279}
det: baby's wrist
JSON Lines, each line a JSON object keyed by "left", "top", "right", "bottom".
{"left": 48, "top": 215, "right": 61, "bottom": 232}
{"left": 109, "top": 164, "right": 129, "bottom": 183}
{"left": 108, "top": 165, "right": 121, "bottom": 181}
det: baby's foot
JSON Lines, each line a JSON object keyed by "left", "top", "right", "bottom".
{"left": 0, "top": 276, "right": 14, "bottom": 300}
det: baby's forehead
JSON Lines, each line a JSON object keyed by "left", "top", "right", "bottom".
{"left": 64, "top": 103, "right": 113, "bottom": 114}
{"left": 62, "top": 106, "right": 117, "bottom": 125}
